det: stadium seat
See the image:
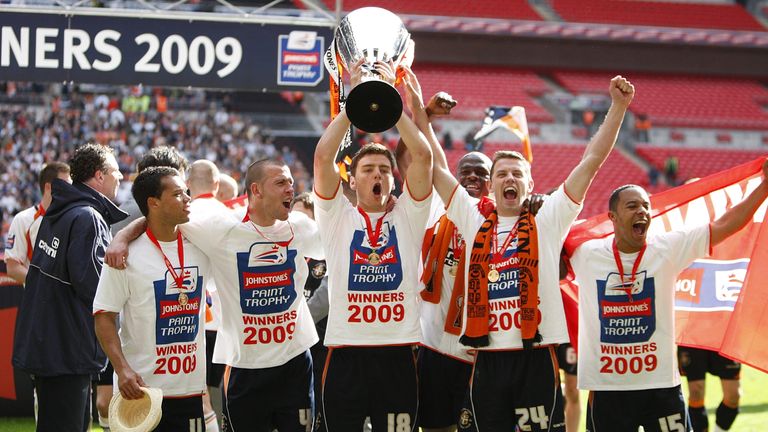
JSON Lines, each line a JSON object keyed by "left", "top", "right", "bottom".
{"left": 318, "top": 0, "right": 543, "bottom": 20}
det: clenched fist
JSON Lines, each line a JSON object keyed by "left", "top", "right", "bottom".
{"left": 609, "top": 75, "right": 635, "bottom": 108}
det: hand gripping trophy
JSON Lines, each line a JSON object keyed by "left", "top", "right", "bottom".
{"left": 325, "top": 7, "right": 413, "bottom": 133}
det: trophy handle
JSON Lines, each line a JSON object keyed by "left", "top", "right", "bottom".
{"left": 345, "top": 80, "right": 403, "bottom": 133}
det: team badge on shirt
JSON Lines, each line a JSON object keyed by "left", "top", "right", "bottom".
{"left": 597, "top": 270, "right": 656, "bottom": 344}
{"left": 237, "top": 242, "right": 298, "bottom": 315}
{"left": 4, "top": 234, "right": 14, "bottom": 250}
{"left": 348, "top": 223, "right": 403, "bottom": 292}
{"left": 154, "top": 267, "right": 202, "bottom": 345}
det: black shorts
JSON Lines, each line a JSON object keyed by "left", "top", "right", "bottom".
{"left": 678, "top": 346, "right": 741, "bottom": 381}
{"left": 205, "top": 330, "right": 225, "bottom": 387}
{"left": 416, "top": 347, "right": 473, "bottom": 429}
{"left": 156, "top": 395, "right": 204, "bottom": 432}
{"left": 322, "top": 345, "right": 417, "bottom": 432}
{"left": 221, "top": 350, "right": 314, "bottom": 432}
{"left": 469, "top": 346, "right": 565, "bottom": 431}
{"left": 556, "top": 343, "right": 578, "bottom": 376}
{"left": 97, "top": 361, "right": 114, "bottom": 385}
{"left": 586, "top": 385, "right": 691, "bottom": 432}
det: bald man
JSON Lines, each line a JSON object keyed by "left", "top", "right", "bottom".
{"left": 188, "top": 160, "right": 220, "bottom": 201}
{"left": 217, "top": 173, "right": 239, "bottom": 202}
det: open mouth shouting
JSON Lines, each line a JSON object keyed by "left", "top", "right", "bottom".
{"left": 282, "top": 198, "right": 292, "bottom": 210}
{"left": 503, "top": 186, "right": 518, "bottom": 201}
{"left": 372, "top": 182, "right": 383, "bottom": 198}
{"left": 632, "top": 219, "right": 649, "bottom": 237}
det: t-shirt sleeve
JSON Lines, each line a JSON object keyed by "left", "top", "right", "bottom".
{"left": 397, "top": 182, "right": 433, "bottom": 241}
{"left": 93, "top": 263, "right": 130, "bottom": 314}
{"left": 290, "top": 211, "right": 325, "bottom": 260}
{"left": 313, "top": 187, "right": 347, "bottom": 246}
{"left": 4, "top": 213, "right": 28, "bottom": 262}
{"left": 657, "top": 224, "right": 710, "bottom": 272}
{"left": 179, "top": 207, "right": 235, "bottom": 251}
{"left": 536, "top": 185, "right": 583, "bottom": 243}
{"left": 445, "top": 187, "right": 484, "bottom": 242}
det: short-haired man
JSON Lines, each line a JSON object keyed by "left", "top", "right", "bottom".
{"left": 4, "top": 162, "right": 71, "bottom": 284}
{"left": 313, "top": 60, "right": 433, "bottom": 430}
{"left": 95, "top": 167, "right": 210, "bottom": 431}
{"left": 13, "top": 143, "right": 126, "bottom": 432}
{"left": 430, "top": 77, "right": 635, "bottom": 430}
{"left": 111, "top": 145, "right": 189, "bottom": 235}
{"left": 216, "top": 173, "right": 239, "bottom": 202}
{"left": 108, "top": 158, "right": 323, "bottom": 432}
{"left": 570, "top": 163, "right": 767, "bottom": 431}
{"left": 187, "top": 159, "right": 227, "bottom": 432}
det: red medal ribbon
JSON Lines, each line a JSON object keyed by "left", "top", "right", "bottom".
{"left": 612, "top": 240, "right": 647, "bottom": 303}
{"left": 250, "top": 220, "right": 294, "bottom": 247}
{"left": 193, "top": 192, "right": 215, "bottom": 200}
{"left": 491, "top": 217, "right": 520, "bottom": 264}
{"left": 146, "top": 228, "right": 186, "bottom": 290}
{"left": 357, "top": 207, "right": 390, "bottom": 251}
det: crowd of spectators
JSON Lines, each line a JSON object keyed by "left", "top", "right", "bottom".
{"left": 0, "top": 81, "right": 312, "bottom": 244}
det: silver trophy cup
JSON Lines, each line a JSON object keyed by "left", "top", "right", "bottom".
{"left": 335, "top": 7, "right": 411, "bottom": 133}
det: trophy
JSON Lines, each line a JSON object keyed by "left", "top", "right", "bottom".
{"left": 333, "top": 7, "right": 412, "bottom": 133}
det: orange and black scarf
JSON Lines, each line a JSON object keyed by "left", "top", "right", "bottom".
{"left": 420, "top": 197, "right": 495, "bottom": 336}
{"left": 461, "top": 202, "right": 541, "bottom": 349}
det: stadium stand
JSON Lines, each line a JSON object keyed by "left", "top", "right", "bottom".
{"left": 550, "top": 0, "right": 765, "bottom": 31}
{"left": 317, "top": 0, "right": 543, "bottom": 20}
{"left": 635, "top": 146, "right": 768, "bottom": 183}
{"left": 416, "top": 64, "right": 555, "bottom": 123}
{"left": 552, "top": 72, "right": 768, "bottom": 129}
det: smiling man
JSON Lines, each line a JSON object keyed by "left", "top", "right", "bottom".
{"left": 313, "top": 61, "right": 433, "bottom": 431}
{"left": 95, "top": 167, "right": 210, "bottom": 431}
{"left": 430, "top": 76, "right": 635, "bottom": 430}
{"left": 569, "top": 160, "right": 768, "bottom": 432}
{"left": 108, "top": 158, "right": 323, "bottom": 432}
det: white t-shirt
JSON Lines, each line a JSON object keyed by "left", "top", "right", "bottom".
{"left": 188, "top": 197, "right": 229, "bottom": 332}
{"left": 447, "top": 185, "right": 582, "bottom": 350}
{"left": 419, "top": 195, "right": 473, "bottom": 362}
{"left": 93, "top": 234, "right": 210, "bottom": 397}
{"left": 570, "top": 224, "right": 710, "bottom": 391}
{"left": 315, "top": 186, "right": 432, "bottom": 346}
{"left": 181, "top": 210, "right": 321, "bottom": 368}
{"left": 4, "top": 205, "right": 42, "bottom": 266}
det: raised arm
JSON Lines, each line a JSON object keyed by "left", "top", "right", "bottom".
{"left": 711, "top": 158, "right": 768, "bottom": 246}
{"left": 95, "top": 312, "right": 146, "bottom": 399}
{"left": 564, "top": 76, "right": 635, "bottom": 203}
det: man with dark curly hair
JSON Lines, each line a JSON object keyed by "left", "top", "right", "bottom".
{"left": 13, "top": 143, "right": 127, "bottom": 432}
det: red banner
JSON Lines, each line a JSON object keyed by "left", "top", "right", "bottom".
{"left": 563, "top": 158, "right": 768, "bottom": 372}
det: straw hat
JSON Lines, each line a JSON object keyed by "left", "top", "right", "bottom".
{"left": 108, "top": 387, "right": 163, "bottom": 432}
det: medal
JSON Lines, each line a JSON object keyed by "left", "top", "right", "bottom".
{"left": 178, "top": 292, "right": 188, "bottom": 305}
{"left": 488, "top": 269, "right": 500, "bottom": 283}
{"left": 448, "top": 265, "right": 458, "bottom": 277}
{"left": 358, "top": 207, "right": 390, "bottom": 266}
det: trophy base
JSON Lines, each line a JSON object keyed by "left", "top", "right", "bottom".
{"left": 345, "top": 80, "right": 403, "bottom": 133}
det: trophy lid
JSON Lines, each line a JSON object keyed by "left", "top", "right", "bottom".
{"left": 335, "top": 7, "right": 410, "bottom": 68}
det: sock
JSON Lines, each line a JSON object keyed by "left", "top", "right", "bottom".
{"left": 688, "top": 404, "right": 708, "bottom": 432}
{"left": 715, "top": 401, "right": 739, "bottom": 430}
{"left": 99, "top": 414, "right": 110, "bottom": 430}
{"left": 205, "top": 411, "right": 220, "bottom": 432}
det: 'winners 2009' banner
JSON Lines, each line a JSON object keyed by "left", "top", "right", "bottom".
{"left": 563, "top": 158, "right": 768, "bottom": 372}
{"left": 0, "top": 9, "right": 331, "bottom": 91}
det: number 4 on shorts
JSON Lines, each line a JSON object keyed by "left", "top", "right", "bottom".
{"left": 658, "top": 413, "right": 685, "bottom": 432}
{"left": 515, "top": 405, "right": 549, "bottom": 431}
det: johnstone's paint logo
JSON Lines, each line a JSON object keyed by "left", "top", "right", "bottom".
{"left": 675, "top": 259, "right": 748, "bottom": 312}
